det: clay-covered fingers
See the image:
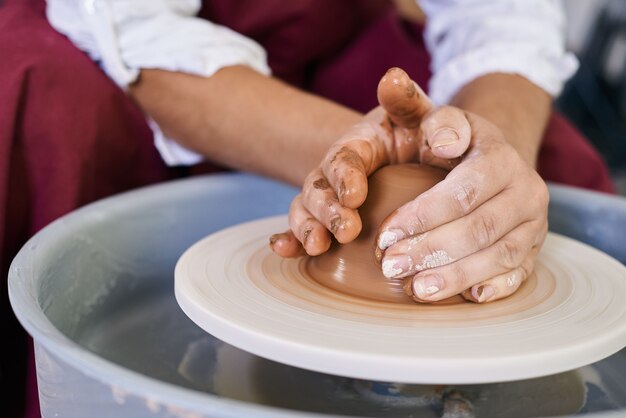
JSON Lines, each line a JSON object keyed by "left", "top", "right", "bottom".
{"left": 377, "top": 68, "right": 471, "bottom": 162}
{"left": 377, "top": 67, "right": 432, "bottom": 129}
{"left": 320, "top": 138, "right": 378, "bottom": 209}
{"left": 375, "top": 162, "right": 509, "bottom": 255}
{"left": 286, "top": 194, "right": 332, "bottom": 256}
{"left": 269, "top": 230, "right": 306, "bottom": 258}
{"left": 402, "top": 223, "right": 546, "bottom": 303}
{"left": 301, "top": 169, "right": 362, "bottom": 244}
{"left": 380, "top": 188, "right": 546, "bottom": 280}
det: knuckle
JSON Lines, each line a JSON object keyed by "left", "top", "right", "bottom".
{"left": 450, "top": 263, "right": 471, "bottom": 291}
{"left": 289, "top": 194, "right": 302, "bottom": 212}
{"left": 407, "top": 200, "right": 431, "bottom": 234}
{"left": 288, "top": 196, "right": 304, "bottom": 224}
{"left": 496, "top": 239, "right": 521, "bottom": 270}
{"left": 329, "top": 145, "right": 365, "bottom": 171}
{"left": 299, "top": 223, "right": 314, "bottom": 247}
{"left": 453, "top": 182, "right": 478, "bottom": 215}
{"left": 525, "top": 173, "right": 549, "bottom": 212}
{"left": 324, "top": 193, "right": 340, "bottom": 210}
{"left": 469, "top": 213, "right": 498, "bottom": 249}
{"left": 532, "top": 221, "right": 548, "bottom": 246}
{"left": 519, "top": 259, "right": 535, "bottom": 280}
{"left": 536, "top": 180, "right": 550, "bottom": 209}
{"left": 302, "top": 176, "right": 319, "bottom": 200}
{"left": 416, "top": 242, "right": 442, "bottom": 269}
{"left": 411, "top": 212, "right": 430, "bottom": 235}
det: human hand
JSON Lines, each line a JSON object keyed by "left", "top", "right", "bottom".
{"left": 270, "top": 68, "right": 548, "bottom": 304}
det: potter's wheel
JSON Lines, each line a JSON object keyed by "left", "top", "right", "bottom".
{"left": 175, "top": 215, "right": 626, "bottom": 384}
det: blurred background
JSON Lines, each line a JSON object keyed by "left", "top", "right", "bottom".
{"left": 560, "top": 0, "right": 626, "bottom": 195}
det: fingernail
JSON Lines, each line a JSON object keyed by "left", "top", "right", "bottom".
{"left": 382, "top": 255, "right": 413, "bottom": 278}
{"left": 269, "top": 234, "right": 280, "bottom": 245}
{"left": 472, "top": 285, "right": 495, "bottom": 303}
{"left": 412, "top": 275, "right": 444, "bottom": 299}
{"left": 430, "top": 128, "right": 459, "bottom": 148}
{"left": 377, "top": 229, "right": 403, "bottom": 250}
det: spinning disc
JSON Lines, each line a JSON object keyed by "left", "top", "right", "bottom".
{"left": 175, "top": 216, "right": 626, "bottom": 384}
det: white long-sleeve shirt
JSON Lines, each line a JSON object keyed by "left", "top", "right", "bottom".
{"left": 46, "top": 0, "right": 578, "bottom": 166}
{"left": 420, "top": 0, "right": 578, "bottom": 105}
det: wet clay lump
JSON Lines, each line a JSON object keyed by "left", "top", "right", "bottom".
{"left": 305, "top": 164, "right": 463, "bottom": 304}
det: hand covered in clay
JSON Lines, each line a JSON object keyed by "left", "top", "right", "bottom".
{"left": 270, "top": 67, "right": 548, "bottom": 304}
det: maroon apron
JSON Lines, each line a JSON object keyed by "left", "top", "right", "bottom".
{"left": 0, "top": 0, "right": 615, "bottom": 416}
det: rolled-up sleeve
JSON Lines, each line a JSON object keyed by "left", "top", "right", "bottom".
{"left": 420, "top": 0, "right": 579, "bottom": 105}
{"left": 47, "top": 0, "right": 270, "bottom": 165}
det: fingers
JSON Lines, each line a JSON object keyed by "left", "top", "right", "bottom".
{"left": 377, "top": 67, "right": 432, "bottom": 129}
{"left": 269, "top": 230, "right": 306, "bottom": 258}
{"left": 301, "top": 169, "right": 362, "bottom": 244}
{"left": 375, "top": 144, "right": 516, "bottom": 254}
{"left": 420, "top": 106, "right": 472, "bottom": 160}
{"left": 460, "top": 250, "right": 537, "bottom": 303}
{"left": 380, "top": 189, "right": 542, "bottom": 279}
{"left": 287, "top": 194, "right": 332, "bottom": 256}
{"left": 402, "top": 222, "right": 543, "bottom": 302}
{"left": 321, "top": 141, "right": 373, "bottom": 209}
{"left": 377, "top": 68, "right": 471, "bottom": 161}
{"left": 274, "top": 166, "right": 363, "bottom": 257}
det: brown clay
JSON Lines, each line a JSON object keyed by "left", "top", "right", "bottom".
{"left": 305, "top": 164, "right": 463, "bottom": 304}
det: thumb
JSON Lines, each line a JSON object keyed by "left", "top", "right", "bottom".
{"left": 421, "top": 106, "right": 472, "bottom": 160}
{"left": 377, "top": 67, "right": 432, "bottom": 129}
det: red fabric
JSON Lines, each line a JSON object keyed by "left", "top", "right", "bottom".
{"left": 199, "top": 0, "right": 390, "bottom": 86}
{"left": 0, "top": 2, "right": 173, "bottom": 416}
{"left": 538, "top": 112, "right": 615, "bottom": 193}
{"left": 0, "top": 1, "right": 615, "bottom": 417}
{"left": 309, "top": 10, "right": 432, "bottom": 114}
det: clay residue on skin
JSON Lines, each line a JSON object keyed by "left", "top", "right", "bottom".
{"left": 302, "top": 228, "right": 312, "bottom": 245}
{"left": 409, "top": 233, "right": 427, "bottom": 246}
{"left": 313, "top": 178, "right": 330, "bottom": 190}
{"left": 382, "top": 259, "right": 405, "bottom": 278}
{"left": 421, "top": 283, "right": 440, "bottom": 295}
{"left": 454, "top": 185, "right": 477, "bottom": 213}
{"left": 416, "top": 250, "right": 453, "bottom": 271}
{"left": 405, "top": 81, "right": 416, "bottom": 98}
{"left": 337, "top": 180, "right": 347, "bottom": 204}
{"left": 507, "top": 273, "right": 518, "bottom": 287}
{"left": 378, "top": 230, "right": 399, "bottom": 250}
{"left": 269, "top": 234, "right": 279, "bottom": 245}
{"left": 330, "top": 146, "right": 362, "bottom": 169}
{"left": 329, "top": 216, "right": 341, "bottom": 234}
{"left": 453, "top": 174, "right": 483, "bottom": 213}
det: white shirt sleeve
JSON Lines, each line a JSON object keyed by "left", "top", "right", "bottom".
{"left": 419, "top": 0, "right": 579, "bottom": 105}
{"left": 46, "top": 0, "right": 271, "bottom": 166}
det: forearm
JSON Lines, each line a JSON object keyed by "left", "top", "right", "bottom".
{"left": 450, "top": 73, "right": 552, "bottom": 167}
{"left": 129, "top": 66, "right": 361, "bottom": 185}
